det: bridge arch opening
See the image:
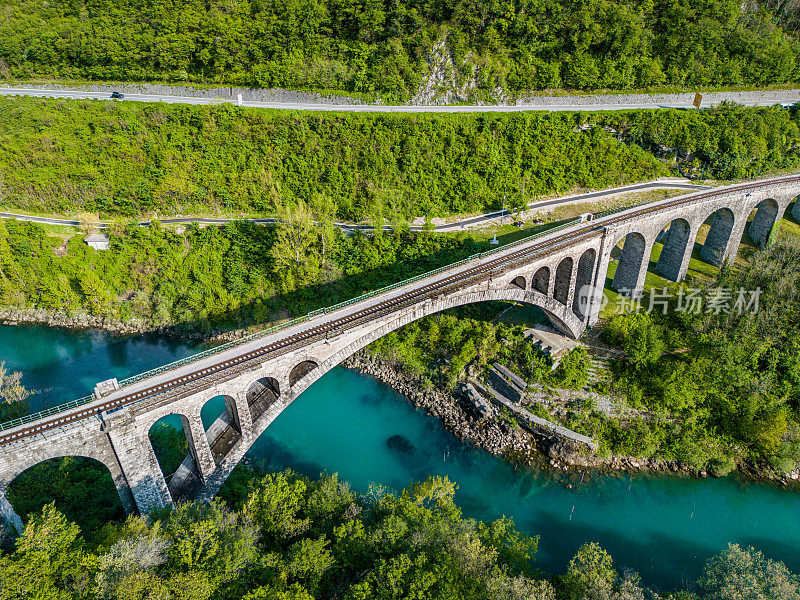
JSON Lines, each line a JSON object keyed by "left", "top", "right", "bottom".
{"left": 289, "top": 360, "right": 319, "bottom": 387}
{"left": 200, "top": 395, "right": 242, "bottom": 465}
{"left": 553, "top": 258, "right": 573, "bottom": 305}
{"left": 147, "top": 415, "right": 201, "bottom": 501}
{"left": 6, "top": 456, "right": 124, "bottom": 536}
{"left": 698, "top": 207, "right": 735, "bottom": 267}
{"left": 791, "top": 195, "right": 800, "bottom": 223}
{"left": 247, "top": 377, "right": 281, "bottom": 422}
{"left": 532, "top": 266, "right": 550, "bottom": 295}
{"left": 747, "top": 198, "right": 780, "bottom": 248}
{"left": 509, "top": 275, "right": 526, "bottom": 290}
{"left": 572, "top": 249, "right": 597, "bottom": 319}
{"left": 610, "top": 232, "right": 647, "bottom": 293}
{"left": 654, "top": 218, "right": 692, "bottom": 282}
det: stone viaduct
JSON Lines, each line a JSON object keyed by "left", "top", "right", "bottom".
{"left": 1, "top": 175, "right": 799, "bottom": 527}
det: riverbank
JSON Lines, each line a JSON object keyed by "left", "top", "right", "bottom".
{"left": 344, "top": 351, "right": 800, "bottom": 490}
{"left": 344, "top": 351, "right": 682, "bottom": 479}
{"left": 343, "top": 352, "right": 536, "bottom": 459}
{"left": 0, "top": 306, "right": 256, "bottom": 342}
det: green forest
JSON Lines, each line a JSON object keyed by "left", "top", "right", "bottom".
{"left": 1, "top": 97, "right": 800, "bottom": 221}
{"left": 2, "top": 468, "right": 799, "bottom": 600}
{"left": 1, "top": 0, "right": 800, "bottom": 97}
{"left": 0, "top": 217, "right": 491, "bottom": 330}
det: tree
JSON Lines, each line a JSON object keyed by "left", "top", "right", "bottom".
{"left": 0, "top": 504, "right": 89, "bottom": 598}
{"left": 270, "top": 199, "right": 321, "bottom": 288}
{"left": 702, "top": 544, "right": 800, "bottom": 600}
{"left": 0, "top": 361, "right": 30, "bottom": 405}
{"left": 560, "top": 542, "right": 616, "bottom": 599}
{"left": 0, "top": 361, "right": 30, "bottom": 422}
{"left": 96, "top": 525, "right": 171, "bottom": 597}
{"left": 77, "top": 268, "right": 112, "bottom": 315}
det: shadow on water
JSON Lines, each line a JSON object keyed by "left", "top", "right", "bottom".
{"left": 529, "top": 508, "right": 718, "bottom": 588}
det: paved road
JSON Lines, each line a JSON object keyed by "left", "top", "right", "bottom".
{"left": 0, "top": 180, "right": 708, "bottom": 233}
{"left": 1, "top": 87, "right": 798, "bottom": 112}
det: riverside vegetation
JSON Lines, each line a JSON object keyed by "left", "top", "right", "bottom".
{"left": 1, "top": 97, "right": 800, "bottom": 220}
{"left": 1, "top": 0, "right": 800, "bottom": 99}
{"left": 3, "top": 467, "right": 800, "bottom": 600}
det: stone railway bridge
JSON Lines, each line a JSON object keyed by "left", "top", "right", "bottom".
{"left": 1, "top": 175, "right": 799, "bottom": 526}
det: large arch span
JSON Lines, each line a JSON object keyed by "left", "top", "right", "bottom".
{"left": 196, "top": 286, "right": 584, "bottom": 501}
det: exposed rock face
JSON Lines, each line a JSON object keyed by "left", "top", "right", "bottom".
{"left": 410, "top": 35, "right": 510, "bottom": 106}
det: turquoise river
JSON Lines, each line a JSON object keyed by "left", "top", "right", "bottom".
{"left": 2, "top": 323, "right": 799, "bottom": 589}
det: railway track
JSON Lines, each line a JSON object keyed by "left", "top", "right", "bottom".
{"left": 3, "top": 174, "right": 798, "bottom": 445}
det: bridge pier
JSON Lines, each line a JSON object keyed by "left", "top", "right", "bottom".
{"left": 105, "top": 421, "right": 172, "bottom": 513}
{"left": 103, "top": 446, "right": 137, "bottom": 514}
{"left": 586, "top": 239, "right": 613, "bottom": 326}
{"left": 655, "top": 219, "right": 694, "bottom": 282}
{"left": 700, "top": 208, "right": 737, "bottom": 266}
{"left": 183, "top": 412, "right": 216, "bottom": 481}
{"left": 234, "top": 391, "right": 253, "bottom": 432}
{"left": 611, "top": 234, "right": 654, "bottom": 294}
{"left": 723, "top": 216, "right": 749, "bottom": 265}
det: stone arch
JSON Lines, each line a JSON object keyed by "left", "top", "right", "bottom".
{"left": 532, "top": 266, "right": 550, "bottom": 295}
{"left": 553, "top": 257, "right": 573, "bottom": 305}
{"left": 200, "top": 395, "right": 242, "bottom": 465}
{"left": 748, "top": 198, "right": 780, "bottom": 248}
{"left": 289, "top": 360, "right": 319, "bottom": 387}
{"left": 572, "top": 248, "right": 597, "bottom": 319}
{"left": 246, "top": 377, "right": 281, "bottom": 423}
{"left": 509, "top": 275, "right": 526, "bottom": 290}
{"left": 5, "top": 456, "right": 125, "bottom": 533}
{"left": 147, "top": 413, "right": 202, "bottom": 500}
{"left": 611, "top": 232, "right": 647, "bottom": 292}
{"left": 699, "top": 207, "right": 735, "bottom": 267}
{"left": 654, "top": 218, "right": 692, "bottom": 282}
{"left": 196, "top": 286, "right": 588, "bottom": 503}
{"left": 0, "top": 429, "right": 135, "bottom": 518}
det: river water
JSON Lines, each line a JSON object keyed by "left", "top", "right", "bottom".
{"left": 2, "top": 324, "right": 799, "bottom": 588}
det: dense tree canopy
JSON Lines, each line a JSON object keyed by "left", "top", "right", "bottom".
{"left": 2, "top": 98, "right": 800, "bottom": 223}
{"left": 0, "top": 97, "right": 671, "bottom": 221}
{"left": 1, "top": 0, "right": 799, "bottom": 97}
{"left": 1, "top": 469, "right": 798, "bottom": 599}
{"left": 0, "top": 215, "right": 490, "bottom": 331}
